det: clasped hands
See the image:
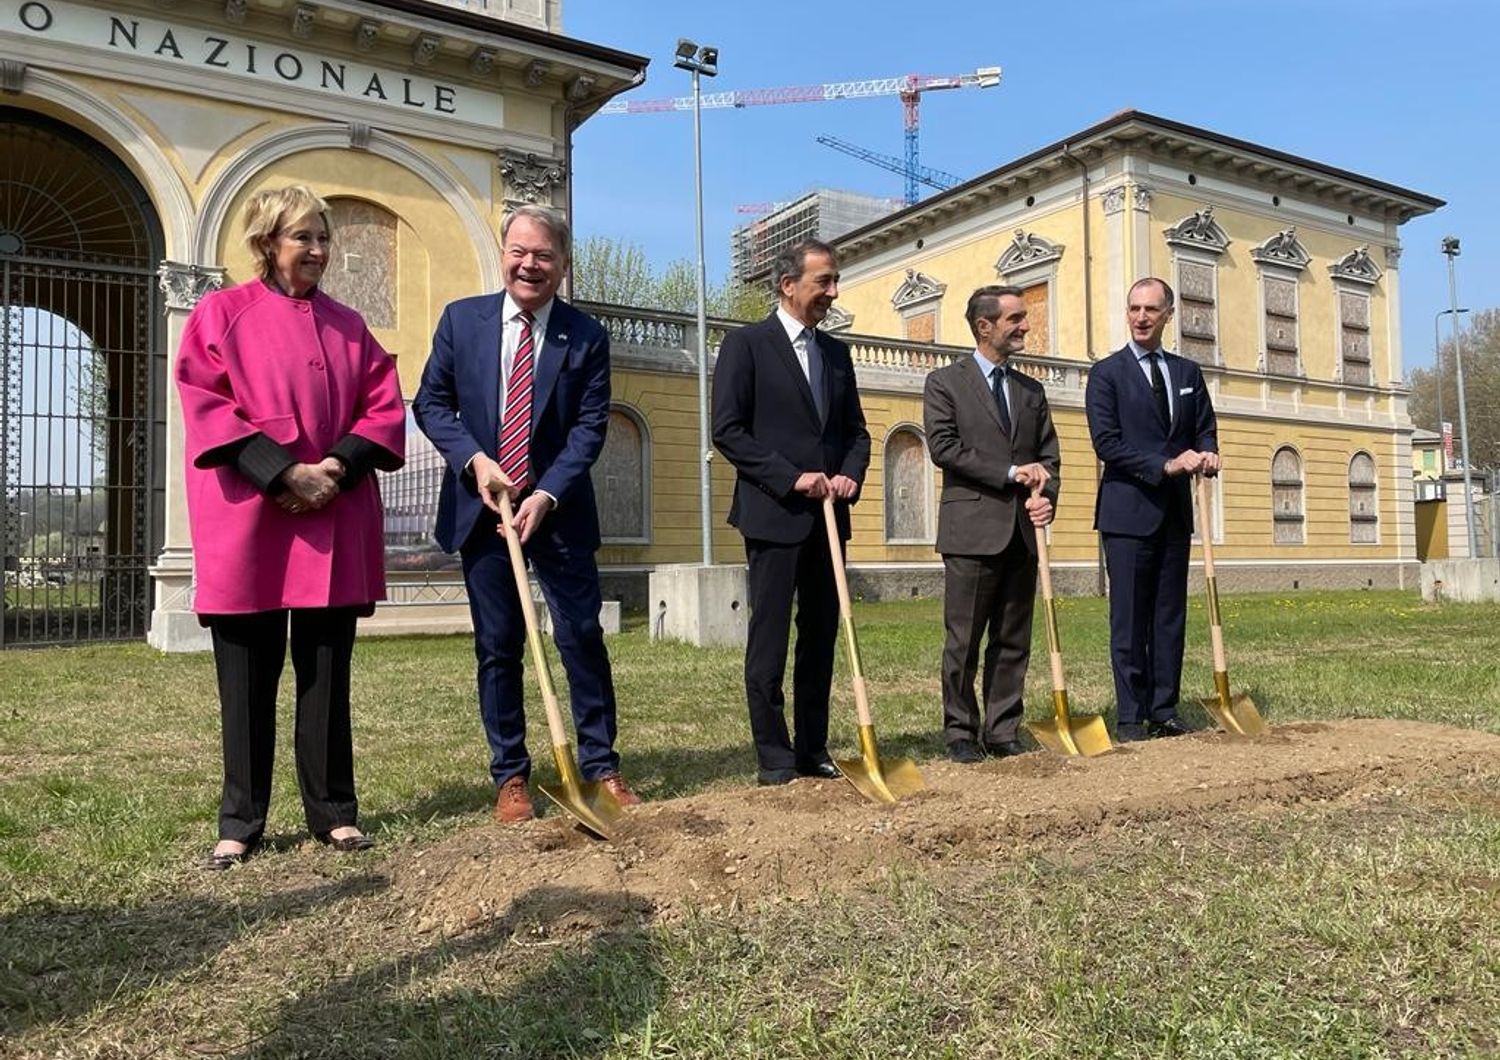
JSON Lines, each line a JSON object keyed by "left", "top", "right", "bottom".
{"left": 793, "top": 471, "right": 859, "bottom": 501}
{"left": 472, "top": 454, "right": 553, "bottom": 544}
{"left": 277, "top": 458, "right": 344, "bottom": 514}
{"left": 1164, "top": 450, "right": 1222, "bottom": 478}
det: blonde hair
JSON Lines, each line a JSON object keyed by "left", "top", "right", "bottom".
{"left": 242, "top": 185, "right": 332, "bottom": 278}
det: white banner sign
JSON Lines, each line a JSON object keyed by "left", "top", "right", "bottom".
{"left": 2, "top": 0, "right": 503, "bottom": 125}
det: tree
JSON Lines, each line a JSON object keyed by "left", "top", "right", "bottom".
{"left": 570, "top": 236, "right": 773, "bottom": 323}
{"left": 1408, "top": 307, "right": 1500, "bottom": 471}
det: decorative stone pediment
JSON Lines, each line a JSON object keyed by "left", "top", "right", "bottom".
{"left": 1251, "top": 227, "right": 1311, "bottom": 271}
{"left": 1329, "top": 245, "right": 1382, "bottom": 286}
{"left": 1164, "top": 205, "right": 1230, "bottom": 255}
{"left": 994, "top": 228, "right": 1064, "bottom": 276}
{"left": 891, "top": 269, "right": 947, "bottom": 310}
{"left": 498, "top": 150, "right": 565, "bottom": 206}
{"left": 819, "top": 305, "right": 854, "bottom": 332}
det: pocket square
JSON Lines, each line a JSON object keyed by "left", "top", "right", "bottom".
{"left": 1178, "top": 386, "right": 1193, "bottom": 395}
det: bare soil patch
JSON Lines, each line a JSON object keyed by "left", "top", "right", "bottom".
{"left": 389, "top": 719, "right": 1500, "bottom": 939}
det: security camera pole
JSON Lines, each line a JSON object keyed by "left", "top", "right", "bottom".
{"left": 1441, "top": 236, "right": 1479, "bottom": 559}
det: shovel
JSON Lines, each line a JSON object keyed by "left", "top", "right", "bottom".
{"left": 1194, "top": 475, "right": 1269, "bottom": 736}
{"left": 497, "top": 492, "right": 625, "bottom": 839}
{"left": 1023, "top": 487, "right": 1114, "bottom": 757}
{"left": 820, "top": 494, "right": 926, "bottom": 804}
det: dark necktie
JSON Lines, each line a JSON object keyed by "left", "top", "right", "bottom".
{"left": 1147, "top": 352, "right": 1170, "bottom": 426}
{"left": 802, "top": 328, "right": 827, "bottom": 421}
{"left": 498, "top": 310, "right": 535, "bottom": 488}
{"left": 991, "top": 365, "right": 1012, "bottom": 437}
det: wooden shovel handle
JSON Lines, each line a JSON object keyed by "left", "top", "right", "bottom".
{"left": 1193, "top": 475, "right": 1230, "bottom": 674}
{"left": 822, "top": 494, "right": 874, "bottom": 727}
{"left": 1030, "top": 485, "right": 1067, "bottom": 697}
{"left": 498, "top": 493, "right": 570, "bottom": 748}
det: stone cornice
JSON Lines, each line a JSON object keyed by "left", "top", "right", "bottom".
{"left": 833, "top": 110, "right": 1442, "bottom": 262}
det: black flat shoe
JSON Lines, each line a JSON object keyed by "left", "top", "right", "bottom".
{"left": 984, "top": 739, "right": 1028, "bottom": 758}
{"left": 1148, "top": 717, "right": 1198, "bottom": 738}
{"left": 756, "top": 767, "right": 798, "bottom": 786}
{"left": 317, "top": 830, "right": 375, "bottom": 852}
{"left": 796, "top": 759, "right": 841, "bottom": 780}
{"left": 199, "top": 841, "right": 255, "bottom": 871}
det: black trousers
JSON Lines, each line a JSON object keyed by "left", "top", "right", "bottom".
{"left": 940, "top": 531, "right": 1038, "bottom": 747}
{"left": 743, "top": 530, "right": 841, "bottom": 772}
{"left": 209, "top": 608, "right": 360, "bottom": 844}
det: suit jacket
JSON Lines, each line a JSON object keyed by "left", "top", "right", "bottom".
{"left": 924, "top": 356, "right": 1060, "bottom": 556}
{"left": 1085, "top": 345, "right": 1217, "bottom": 537}
{"left": 413, "top": 294, "right": 609, "bottom": 554}
{"left": 711, "top": 314, "right": 871, "bottom": 544}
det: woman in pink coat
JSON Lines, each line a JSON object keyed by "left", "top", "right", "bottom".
{"left": 176, "top": 185, "right": 405, "bottom": 869}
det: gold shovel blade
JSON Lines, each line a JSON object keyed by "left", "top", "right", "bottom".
{"left": 1026, "top": 713, "right": 1114, "bottom": 757}
{"left": 835, "top": 724, "right": 927, "bottom": 804}
{"left": 1201, "top": 673, "right": 1269, "bottom": 736}
{"left": 538, "top": 743, "right": 626, "bottom": 840}
{"left": 538, "top": 780, "right": 624, "bottom": 840}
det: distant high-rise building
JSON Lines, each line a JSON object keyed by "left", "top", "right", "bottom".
{"left": 731, "top": 190, "right": 901, "bottom": 286}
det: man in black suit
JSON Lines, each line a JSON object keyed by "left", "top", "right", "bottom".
{"left": 924, "top": 286, "right": 1060, "bottom": 763}
{"left": 414, "top": 204, "right": 639, "bottom": 823}
{"left": 712, "top": 239, "right": 871, "bottom": 785}
{"left": 1085, "top": 277, "right": 1220, "bottom": 742}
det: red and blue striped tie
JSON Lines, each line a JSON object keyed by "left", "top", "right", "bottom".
{"left": 498, "top": 309, "right": 535, "bottom": 489}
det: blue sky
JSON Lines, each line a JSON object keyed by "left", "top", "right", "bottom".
{"left": 566, "top": 0, "right": 1496, "bottom": 374}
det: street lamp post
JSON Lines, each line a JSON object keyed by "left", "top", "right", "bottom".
{"left": 674, "top": 37, "right": 719, "bottom": 567}
{"left": 1440, "top": 236, "right": 1480, "bottom": 559}
{"left": 1433, "top": 306, "right": 1468, "bottom": 475}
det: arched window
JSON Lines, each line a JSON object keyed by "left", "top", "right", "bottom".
{"left": 321, "top": 198, "right": 398, "bottom": 328}
{"left": 593, "top": 405, "right": 649, "bottom": 543}
{"left": 1271, "top": 446, "right": 1305, "bottom": 545}
{"left": 884, "top": 427, "right": 934, "bottom": 543}
{"left": 1349, "top": 451, "right": 1378, "bottom": 544}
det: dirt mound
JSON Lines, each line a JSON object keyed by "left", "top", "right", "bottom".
{"left": 389, "top": 720, "right": 1500, "bottom": 940}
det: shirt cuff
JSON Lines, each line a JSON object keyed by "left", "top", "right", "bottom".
{"left": 1007, "top": 464, "right": 1019, "bottom": 483}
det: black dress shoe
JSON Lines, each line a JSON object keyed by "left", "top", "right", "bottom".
{"left": 796, "top": 759, "right": 841, "bottom": 779}
{"left": 756, "top": 767, "right": 798, "bottom": 786}
{"left": 947, "top": 739, "right": 985, "bottom": 764}
{"left": 1115, "top": 723, "right": 1150, "bottom": 743}
{"left": 317, "top": 830, "right": 375, "bottom": 852}
{"left": 984, "top": 739, "right": 1028, "bottom": 758}
{"left": 1148, "top": 717, "right": 1197, "bottom": 738}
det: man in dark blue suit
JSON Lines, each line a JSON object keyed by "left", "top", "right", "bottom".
{"left": 413, "top": 204, "right": 638, "bottom": 822}
{"left": 1085, "top": 277, "right": 1220, "bottom": 742}
{"left": 712, "top": 239, "right": 871, "bottom": 785}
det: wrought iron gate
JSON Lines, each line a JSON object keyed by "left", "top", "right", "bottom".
{"left": 1, "top": 110, "right": 164, "bottom": 647}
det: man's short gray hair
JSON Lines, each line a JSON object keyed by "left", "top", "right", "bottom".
{"left": 501, "top": 204, "right": 572, "bottom": 261}
{"left": 770, "top": 239, "right": 838, "bottom": 291}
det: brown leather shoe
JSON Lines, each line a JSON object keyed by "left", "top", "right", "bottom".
{"left": 597, "top": 771, "right": 642, "bottom": 807}
{"left": 494, "top": 775, "right": 535, "bottom": 823}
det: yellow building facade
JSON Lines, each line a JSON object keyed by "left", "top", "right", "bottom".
{"left": 818, "top": 111, "right": 1442, "bottom": 591}
{"left": 0, "top": 0, "right": 646, "bottom": 647}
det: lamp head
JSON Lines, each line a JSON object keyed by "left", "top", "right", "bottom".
{"left": 698, "top": 46, "right": 719, "bottom": 77}
{"left": 1441, "top": 236, "right": 1461, "bottom": 258}
{"left": 673, "top": 38, "right": 697, "bottom": 70}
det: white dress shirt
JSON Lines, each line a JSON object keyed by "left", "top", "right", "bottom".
{"left": 1128, "top": 339, "right": 1174, "bottom": 420}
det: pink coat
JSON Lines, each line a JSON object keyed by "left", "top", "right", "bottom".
{"left": 177, "top": 280, "right": 406, "bottom": 614}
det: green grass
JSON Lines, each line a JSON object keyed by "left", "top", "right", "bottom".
{"left": 1, "top": 590, "right": 1498, "bottom": 1058}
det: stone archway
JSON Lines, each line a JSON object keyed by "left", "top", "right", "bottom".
{"left": 0, "top": 106, "right": 166, "bottom": 646}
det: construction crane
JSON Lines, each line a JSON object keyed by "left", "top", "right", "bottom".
{"left": 735, "top": 202, "right": 790, "bottom": 215}
{"left": 599, "top": 66, "right": 1001, "bottom": 205}
{"left": 816, "top": 136, "right": 962, "bottom": 199}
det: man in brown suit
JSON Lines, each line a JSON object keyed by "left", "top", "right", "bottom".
{"left": 923, "top": 285, "right": 1060, "bottom": 762}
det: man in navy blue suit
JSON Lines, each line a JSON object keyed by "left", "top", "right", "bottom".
{"left": 413, "top": 204, "right": 638, "bottom": 822}
{"left": 1085, "top": 277, "right": 1220, "bottom": 742}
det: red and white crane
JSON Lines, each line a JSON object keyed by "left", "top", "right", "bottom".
{"left": 600, "top": 66, "right": 1001, "bottom": 205}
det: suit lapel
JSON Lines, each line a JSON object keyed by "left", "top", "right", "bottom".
{"left": 532, "top": 301, "right": 571, "bottom": 433}
{"left": 765, "top": 316, "right": 822, "bottom": 429}
{"left": 960, "top": 356, "right": 1006, "bottom": 435}
{"left": 475, "top": 295, "right": 504, "bottom": 454}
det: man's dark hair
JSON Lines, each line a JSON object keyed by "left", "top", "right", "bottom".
{"left": 771, "top": 239, "right": 838, "bottom": 290}
{"left": 1128, "top": 276, "right": 1175, "bottom": 309}
{"left": 964, "top": 284, "right": 1026, "bottom": 337}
